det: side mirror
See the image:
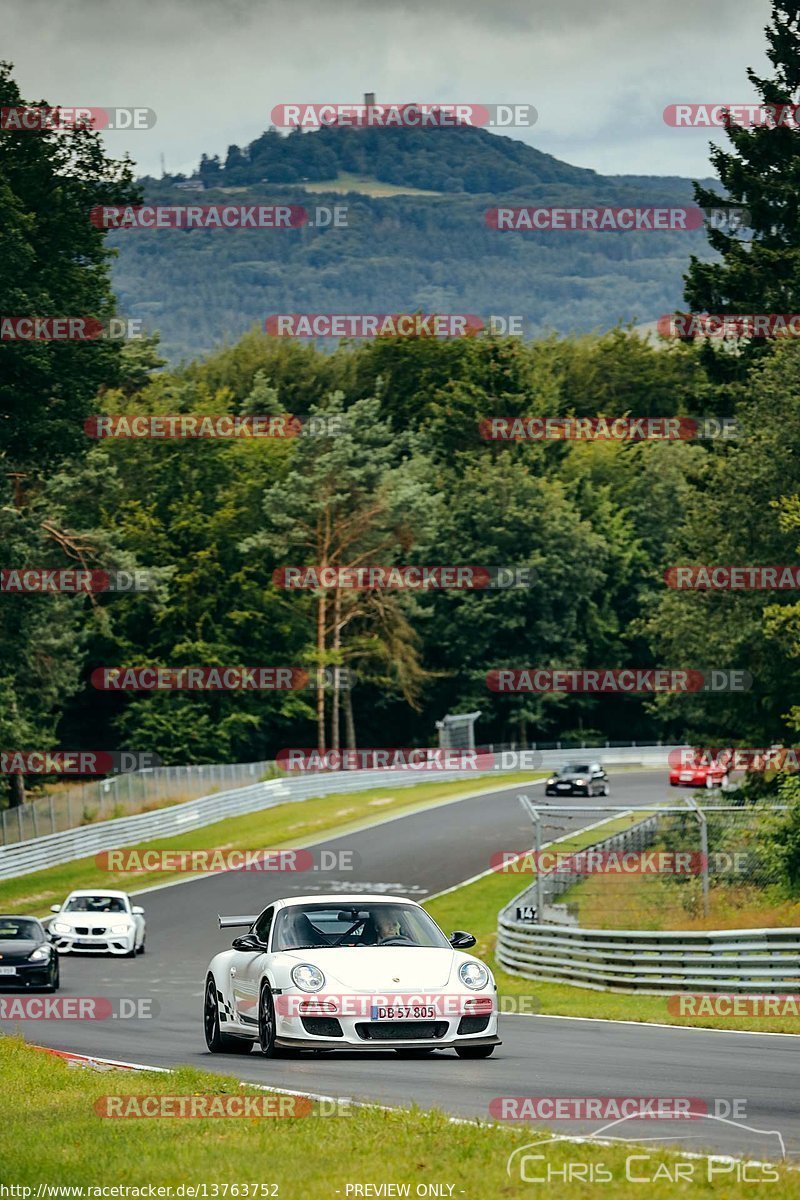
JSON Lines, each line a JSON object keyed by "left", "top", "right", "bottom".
{"left": 449, "top": 930, "right": 477, "bottom": 949}
{"left": 50, "top": 904, "right": 61, "bottom": 913}
{"left": 232, "top": 933, "right": 264, "bottom": 952}
{"left": 131, "top": 906, "right": 145, "bottom": 915}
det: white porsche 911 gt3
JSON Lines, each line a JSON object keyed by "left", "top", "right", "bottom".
{"left": 204, "top": 894, "right": 501, "bottom": 1058}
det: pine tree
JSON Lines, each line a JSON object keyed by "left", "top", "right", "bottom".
{"left": 684, "top": 3, "right": 800, "bottom": 341}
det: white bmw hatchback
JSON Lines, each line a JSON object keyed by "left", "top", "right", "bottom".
{"left": 49, "top": 889, "right": 146, "bottom": 957}
{"left": 204, "top": 894, "right": 500, "bottom": 1058}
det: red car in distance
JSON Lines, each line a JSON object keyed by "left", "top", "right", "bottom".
{"left": 669, "top": 752, "right": 729, "bottom": 789}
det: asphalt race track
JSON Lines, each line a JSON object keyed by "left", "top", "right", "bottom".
{"left": 3, "top": 769, "right": 799, "bottom": 1162}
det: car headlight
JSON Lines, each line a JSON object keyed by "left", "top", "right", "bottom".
{"left": 109, "top": 922, "right": 134, "bottom": 934}
{"left": 574, "top": 778, "right": 585, "bottom": 785}
{"left": 291, "top": 964, "right": 325, "bottom": 992}
{"left": 50, "top": 921, "right": 70, "bottom": 934}
{"left": 459, "top": 961, "right": 490, "bottom": 990}
{"left": 28, "top": 946, "right": 50, "bottom": 962}
{"left": 547, "top": 777, "right": 556, "bottom": 784}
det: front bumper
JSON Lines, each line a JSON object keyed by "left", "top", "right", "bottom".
{"left": 275, "top": 1033, "right": 501, "bottom": 1052}
{"left": 52, "top": 929, "right": 135, "bottom": 955}
{"left": 0, "top": 961, "right": 55, "bottom": 989}
{"left": 273, "top": 999, "right": 499, "bottom": 1049}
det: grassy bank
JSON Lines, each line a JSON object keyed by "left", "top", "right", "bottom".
{"left": 0, "top": 772, "right": 543, "bottom": 915}
{"left": 1, "top": 1036, "right": 793, "bottom": 1196}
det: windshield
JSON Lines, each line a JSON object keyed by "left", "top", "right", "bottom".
{"left": 0, "top": 917, "right": 41, "bottom": 940}
{"left": 560, "top": 764, "right": 590, "bottom": 775}
{"left": 63, "top": 895, "right": 128, "bottom": 914}
{"left": 272, "top": 903, "right": 451, "bottom": 951}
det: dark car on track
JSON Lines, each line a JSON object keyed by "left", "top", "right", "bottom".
{"left": 0, "top": 916, "right": 60, "bottom": 992}
{"left": 544, "top": 762, "right": 609, "bottom": 797}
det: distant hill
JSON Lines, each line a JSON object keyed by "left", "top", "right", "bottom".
{"left": 113, "top": 124, "right": 724, "bottom": 362}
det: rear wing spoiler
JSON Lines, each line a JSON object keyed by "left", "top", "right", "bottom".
{"left": 218, "top": 915, "right": 256, "bottom": 929}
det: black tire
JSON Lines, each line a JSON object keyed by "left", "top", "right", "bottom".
{"left": 395, "top": 1048, "right": 435, "bottom": 1057}
{"left": 455, "top": 1044, "right": 495, "bottom": 1059}
{"left": 137, "top": 938, "right": 146, "bottom": 955}
{"left": 47, "top": 959, "right": 60, "bottom": 992}
{"left": 258, "top": 982, "right": 278, "bottom": 1057}
{"left": 204, "top": 978, "right": 253, "bottom": 1054}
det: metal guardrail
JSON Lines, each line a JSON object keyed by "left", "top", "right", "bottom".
{"left": 0, "top": 743, "right": 684, "bottom": 882}
{"left": 496, "top": 921, "right": 800, "bottom": 994}
{"left": 497, "top": 818, "right": 800, "bottom": 994}
{"left": 0, "top": 760, "right": 275, "bottom": 847}
{"left": 0, "top": 741, "right": 683, "bottom": 848}
{"left": 0, "top": 765, "right": 509, "bottom": 881}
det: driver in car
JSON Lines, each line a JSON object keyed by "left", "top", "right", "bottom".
{"left": 373, "top": 912, "right": 402, "bottom": 943}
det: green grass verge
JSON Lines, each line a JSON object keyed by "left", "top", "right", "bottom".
{"left": 424, "top": 815, "right": 800, "bottom": 1036}
{"left": 0, "top": 773, "right": 543, "bottom": 916}
{"left": 2, "top": 1036, "right": 793, "bottom": 1195}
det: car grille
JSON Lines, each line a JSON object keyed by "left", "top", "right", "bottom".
{"left": 72, "top": 927, "right": 106, "bottom": 936}
{"left": 301, "top": 1017, "right": 343, "bottom": 1037}
{"left": 355, "top": 1021, "right": 448, "bottom": 1041}
{"left": 457, "top": 1015, "right": 491, "bottom": 1034}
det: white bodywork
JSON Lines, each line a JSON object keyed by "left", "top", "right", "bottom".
{"left": 49, "top": 889, "right": 146, "bottom": 956}
{"left": 206, "top": 894, "right": 500, "bottom": 1053}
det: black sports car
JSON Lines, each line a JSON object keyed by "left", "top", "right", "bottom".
{"left": 544, "top": 762, "right": 610, "bottom": 797}
{"left": 0, "top": 916, "right": 60, "bottom": 991}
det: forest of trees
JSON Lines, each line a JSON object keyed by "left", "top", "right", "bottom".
{"left": 2, "top": 0, "right": 800, "bottom": 805}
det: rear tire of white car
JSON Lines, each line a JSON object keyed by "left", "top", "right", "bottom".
{"left": 204, "top": 978, "right": 253, "bottom": 1055}
{"left": 455, "top": 1045, "right": 495, "bottom": 1058}
{"left": 258, "top": 982, "right": 278, "bottom": 1057}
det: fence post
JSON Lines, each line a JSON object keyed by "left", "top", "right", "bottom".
{"left": 698, "top": 809, "right": 709, "bottom": 917}
{"left": 533, "top": 810, "right": 544, "bottom": 922}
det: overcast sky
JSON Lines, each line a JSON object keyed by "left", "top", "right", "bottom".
{"left": 4, "top": 0, "right": 773, "bottom": 181}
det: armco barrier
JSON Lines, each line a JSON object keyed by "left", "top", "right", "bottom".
{"left": 497, "top": 815, "right": 800, "bottom": 994}
{"left": 496, "top": 920, "right": 800, "bottom": 994}
{"left": 0, "top": 765, "right": 506, "bottom": 881}
{"left": 0, "top": 744, "right": 683, "bottom": 881}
